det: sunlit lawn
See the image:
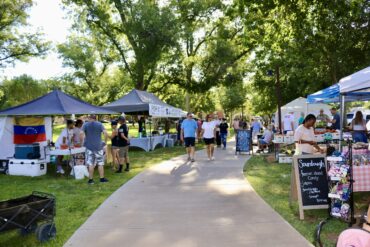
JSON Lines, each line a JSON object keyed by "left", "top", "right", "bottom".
{"left": 0, "top": 139, "right": 204, "bottom": 247}
{"left": 244, "top": 156, "right": 370, "bottom": 247}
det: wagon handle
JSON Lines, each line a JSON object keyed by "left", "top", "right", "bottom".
{"left": 32, "top": 191, "right": 56, "bottom": 200}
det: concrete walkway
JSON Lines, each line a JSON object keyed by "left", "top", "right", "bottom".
{"left": 65, "top": 141, "right": 312, "bottom": 247}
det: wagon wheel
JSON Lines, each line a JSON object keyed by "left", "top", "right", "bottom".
{"left": 19, "top": 222, "right": 37, "bottom": 236}
{"left": 36, "top": 223, "right": 56, "bottom": 242}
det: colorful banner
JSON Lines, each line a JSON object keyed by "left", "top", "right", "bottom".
{"left": 13, "top": 117, "right": 46, "bottom": 144}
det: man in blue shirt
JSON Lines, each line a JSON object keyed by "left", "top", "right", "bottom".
{"left": 329, "top": 108, "right": 341, "bottom": 130}
{"left": 181, "top": 112, "right": 198, "bottom": 162}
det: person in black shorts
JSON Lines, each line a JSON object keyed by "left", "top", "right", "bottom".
{"left": 117, "top": 116, "right": 130, "bottom": 172}
{"left": 201, "top": 114, "right": 216, "bottom": 161}
{"left": 110, "top": 120, "right": 120, "bottom": 171}
{"left": 181, "top": 113, "right": 198, "bottom": 162}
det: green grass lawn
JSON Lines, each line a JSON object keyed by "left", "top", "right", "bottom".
{"left": 0, "top": 144, "right": 203, "bottom": 247}
{"left": 244, "top": 156, "right": 370, "bottom": 247}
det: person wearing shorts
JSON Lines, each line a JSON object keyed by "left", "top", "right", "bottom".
{"left": 117, "top": 116, "right": 130, "bottom": 172}
{"left": 181, "top": 112, "right": 198, "bottom": 162}
{"left": 82, "top": 115, "right": 109, "bottom": 184}
{"left": 201, "top": 114, "right": 216, "bottom": 161}
{"left": 110, "top": 120, "right": 120, "bottom": 171}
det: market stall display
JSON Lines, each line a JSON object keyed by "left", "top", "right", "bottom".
{"left": 0, "top": 90, "right": 117, "bottom": 176}
{"left": 104, "top": 89, "right": 184, "bottom": 152}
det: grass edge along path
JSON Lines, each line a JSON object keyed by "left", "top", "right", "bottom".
{"left": 244, "top": 156, "right": 352, "bottom": 247}
{"left": 0, "top": 144, "right": 204, "bottom": 247}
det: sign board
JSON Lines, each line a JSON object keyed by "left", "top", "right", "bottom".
{"left": 149, "top": 104, "right": 182, "bottom": 118}
{"left": 292, "top": 155, "right": 329, "bottom": 220}
{"left": 235, "top": 130, "right": 251, "bottom": 154}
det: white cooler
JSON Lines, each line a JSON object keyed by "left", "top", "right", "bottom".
{"left": 8, "top": 159, "right": 47, "bottom": 177}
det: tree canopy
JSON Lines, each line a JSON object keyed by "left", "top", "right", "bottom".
{"left": 0, "top": 0, "right": 49, "bottom": 68}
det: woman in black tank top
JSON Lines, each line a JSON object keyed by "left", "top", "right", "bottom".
{"left": 110, "top": 121, "right": 120, "bottom": 171}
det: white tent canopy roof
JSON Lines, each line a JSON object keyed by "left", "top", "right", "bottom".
{"left": 339, "top": 66, "right": 370, "bottom": 94}
{"left": 275, "top": 97, "right": 332, "bottom": 129}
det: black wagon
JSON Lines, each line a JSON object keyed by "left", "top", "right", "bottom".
{"left": 0, "top": 191, "right": 56, "bottom": 242}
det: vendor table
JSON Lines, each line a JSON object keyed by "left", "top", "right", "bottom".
{"left": 353, "top": 166, "right": 370, "bottom": 192}
{"left": 129, "top": 136, "right": 167, "bottom": 152}
{"left": 49, "top": 147, "right": 86, "bottom": 156}
{"left": 130, "top": 138, "right": 151, "bottom": 152}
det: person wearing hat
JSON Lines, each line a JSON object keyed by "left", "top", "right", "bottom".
{"left": 82, "top": 115, "right": 109, "bottom": 184}
{"left": 110, "top": 120, "right": 120, "bottom": 171}
{"left": 117, "top": 116, "right": 130, "bottom": 172}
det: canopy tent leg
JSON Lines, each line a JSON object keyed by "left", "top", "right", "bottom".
{"left": 339, "top": 94, "right": 345, "bottom": 151}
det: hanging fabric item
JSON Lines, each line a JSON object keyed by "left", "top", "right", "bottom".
{"left": 13, "top": 117, "right": 46, "bottom": 144}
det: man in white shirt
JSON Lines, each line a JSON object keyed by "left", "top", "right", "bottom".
{"left": 282, "top": 112, "right": 295, "bottom": 134}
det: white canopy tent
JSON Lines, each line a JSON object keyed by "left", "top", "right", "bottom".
{"left": 275, "top": 97, "right": 332, "bottom": 129}
{"left": 339, "top": 66, "right": 370, "bottom": 94}
{"left": 337, "top": 66, "right": 370, "bottom": 145}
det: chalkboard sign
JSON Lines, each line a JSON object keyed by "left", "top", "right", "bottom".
{"left": 293, "top": 155, "right": 329, "bottom": 220}
{"left": 235, "top": 130, "right": 251, "bottom": 154}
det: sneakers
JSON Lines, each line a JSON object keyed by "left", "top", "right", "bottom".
{"left": 191, "top": 158, "right": 195, "bottom": 162}
{"left": 211, "top": 156, "right": 215, "bottom": 161}
{"left": 100, "top": 178, "right": 109, "bottom": 183}
{"left": 88, "top": 179, "right": 94, "bottom": 185}
{"left": 208, "top": 157, "right": 211, "bottom": 161}
{"left": 223, "top": 147, "right": 226, "bottom": 150}
{"left": 187, "top": 156, "right": 191, "bottom": 161}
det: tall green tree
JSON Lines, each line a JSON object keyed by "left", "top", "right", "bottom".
{"left": 0, "top": 0, "right": 49, "bottom": 68}
{"left": 0, "top": 75, "right": 48, "bottom": 109}
{"left": 62, "top": 0, "right": 178, "bottom": 90}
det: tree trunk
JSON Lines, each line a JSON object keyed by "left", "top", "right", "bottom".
{"left": 135, "top": 62, "right": 145, "bottom": 90}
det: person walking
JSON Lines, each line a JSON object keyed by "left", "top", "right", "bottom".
{"left": 117, "top": 116, "right": 130, "bottom": 173}
{"left": 110, "top": 120, "right": 120, "bottom": 171}
{"left": 233, "top": 117, "right": 240, "bottom": 133}
{"left": 181, "top": 113, "right": 198, "bottom": 162}
{"left": 201, "top": 114, "right": 216, "bottom": 161}
{"left": 197, "top": 118, "right": 203, "bottom": 142}
{"left": 219, "top": 118, "right": 229, "bottom": 149}
{"left": 214, "top": 114, "right": 222, "bottom": 148}
{"left": 82, "top": 115, "right": 109, "bottom": 184}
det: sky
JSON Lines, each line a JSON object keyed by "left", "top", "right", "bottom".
{"left": 1, "top": 0, "right": 72, "bottom": 80}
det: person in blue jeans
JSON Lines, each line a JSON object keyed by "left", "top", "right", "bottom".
{"left": 219, "top": 118, "right": 229, "bottom": 150}
{"left": 181, "top": 112, "right": 198, "bottom": 162}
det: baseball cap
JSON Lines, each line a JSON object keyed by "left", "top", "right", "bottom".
{"left": 118, "top": 116, "right": 126, "bottom": 121}
{"left": 111, "top": 120, "right": 118, "bottom": 126}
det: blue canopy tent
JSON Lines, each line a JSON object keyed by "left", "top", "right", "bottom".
{"left": 0, "top": 90, "right": 117, "bottom": 116}
{"left": 307, "top": 83, "right": 370, "bottom": 104}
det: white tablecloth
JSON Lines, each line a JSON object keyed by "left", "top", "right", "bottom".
{"left": 49, "top": 147, "right": 86, "bottom": 156}
{"left": 129, "top": 136, "right": 167, "bottom": 152}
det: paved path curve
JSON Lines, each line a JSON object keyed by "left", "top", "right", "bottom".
{"left": 65, "top": 141, "right": 312, "bottom": 247}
